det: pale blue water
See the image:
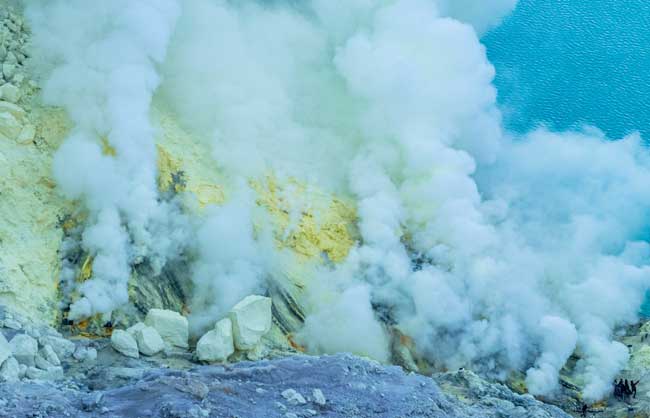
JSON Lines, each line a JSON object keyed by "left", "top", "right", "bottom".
{"left": 483, "top": 0, "right": 650, "bottom": 139}
{"left": 483, "top": 0, "right": 650, "bottom": 316}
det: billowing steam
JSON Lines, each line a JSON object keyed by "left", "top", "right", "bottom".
{"left": 26, "top": 0, "right": 650, "bottom": 402}
{"left": 25, "top": 0, "right": 190, "bottom": 320}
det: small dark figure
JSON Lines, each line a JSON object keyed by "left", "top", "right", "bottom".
{"left": 631, "top": 380, "right": 640, "bottom": 398}
{"left": 625, "top": 379, "right": 632, "bottom": 396}
{"left": 581, "top": 403, "right": 588, "bottom": 417}
{"left": 617, "top": 379, "right": 626, "bottom": 399}
{"left": 614, "top": 380, "right": 621, "bottom": 398}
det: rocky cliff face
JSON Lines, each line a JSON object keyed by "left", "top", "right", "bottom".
{"left": 0, "top": 2, "right": 358, "bottom": 338}
{"left": 0, "top": 4, "right": 72, "bottom": 325}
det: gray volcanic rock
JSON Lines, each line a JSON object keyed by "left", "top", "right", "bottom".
{"left": 0, "top": 353, "right": 571, "bottom": 418}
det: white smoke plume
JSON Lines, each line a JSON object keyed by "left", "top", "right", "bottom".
{"left": 25, "top": 0, "right": 650, "bottom": 402}
{"left": 25, "top": 0, "right": 189, "bottom": 320}
{"left": 525, "top": 316, "right": 577, "bottom": 396}
{"left": 187, "top": 182, "right": 277, "bottom": 334}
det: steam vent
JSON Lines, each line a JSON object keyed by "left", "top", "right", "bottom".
{"left": 1, "top": 1, "right": 650, "bottom": 417}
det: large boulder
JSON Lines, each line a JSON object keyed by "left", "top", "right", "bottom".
{"left": 9, "top": 334, "right": 37, "bottom": 366}
{"left": 228, "top": 295, "right": 272, "bottom": 350}
{"left": 0, "top": 332, "right": 10, "bottom": 366}
{"left": 135, "top": 326, "right": 165, "bottom": 356}
{"left": 110, "top": 330, "right": 139, "bottom": 358}
{"left": 196, "top": 318, "right": 235, "bottom": 362}
{"left": 39, "top": 345, "right": 60, "bottom": 366}
{"left": 0, "top": 357, "right": 19, "bottom": 382}
{"left": 126, "top": 322, "right": 146, "bottom": 337}
{"left": 73, "top": 346, "right": 97, "bottom": 362}
{"left": 38, "top": 336, "right": 75, "bottom": 359}
{"left": 25, "top": 365, "right": 64, "bottom": 380}
{"left": 145, "top": 309, "right": 189, "bottom": 349}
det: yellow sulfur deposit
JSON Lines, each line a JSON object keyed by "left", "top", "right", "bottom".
{"left": 0, "top": 105, "right": 73, "bottom": 325}
{"left": 0, "top": 95, "right": 359, "bottom": 328}
{"left": 100, "top": 136, "right": 117, "bottom": 157}
{"left": 251, "top": 176, "right": 357, "bottom": 264}
{"left": 77, "top": 255, "right": 93, "bottom": 283}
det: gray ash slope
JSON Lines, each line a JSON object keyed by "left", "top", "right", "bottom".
{"left": 0, "top": 354, "right": 569, "bottom": 418}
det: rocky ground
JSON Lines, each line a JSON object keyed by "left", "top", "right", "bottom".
{"left": 6, "top": 301, "right": 650, "bottom": 418}
{"left": 0, "top": 301, "right": 575, "bottom": 418}
{"left": 0, "top": 353, "right": 571, "bottom": 418}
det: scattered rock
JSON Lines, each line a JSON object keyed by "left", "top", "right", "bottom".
{"left": 110, "top": 330, "right": 139, "bottom": 358}
{"left": 0, "top": 332, "right": 10, "bottom": 365}
{"left": 281, "top": 388, "right": 307, "bottom": 405}
{"left": 34, "top": 354, "right": 54, "bottom": 370}
{"left": 126, "top": 322, "right": 146, "bottom": 337}
{"left": 0, "top": 356, "right": 19, "bottom": 382}
{"left": 229, "top": 295, "right": 272, "bottom": 350}
{"left": 39, "top": 336, "right": 75, "bottom": 359}
{"left": 312, "top": 388, "right": 326, "bottom": 406}
{"left": 39, "top": 345, "right": 60, "bottom": 366}
{"left": 107, "top": 367, "right": 145, "bottom": 380}
{"left": 0, "top": 82, "right": 20, "bottom": 103}
{"left": 196, "top": 318, "right": 234, "bottom": 362}
{"left": 73, "top": 346, "right": 97, "bottom": 362}
{"left": 145, "top": 309, "right": 189, "bottom": 349}
{"left": 285, "top": 413, "right": 298, "bottom": 418}
{"left": 2, "top": 63, "right": 15, "bottom": 79}
{"left": 24, "top": 325, "right": 41, "bottom": 339}
{"left": 135, "top": 326, "right": 165, "bottom": 356}
{"left": 9, "top": 334, "right": 37, "bottom": 366}
{"left": 16, "top": 123, "right": 34, "bottom": 144}
{"left": 170, "top": 378, "right": 210, "bottom": 400}
{"left": 0, "top": 100, "right": 24, "bottom": 118}
{"left": 4, "top": 52, "right": 16, "bottom": 65}
{"left": 81, "top": 393, "right": 103, "bottom": 412}
{"left": 3, "top": 317, "right": 22, "bottom": 330}
{"left": 0, "top": 111, "right": 21, "bottom": 138}
{"left": 25, "top": 365, "right": 64, "bottom": 380}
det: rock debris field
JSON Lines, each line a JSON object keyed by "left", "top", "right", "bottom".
{"left": 0, "top": 354, "right": 570, "bottom": 418}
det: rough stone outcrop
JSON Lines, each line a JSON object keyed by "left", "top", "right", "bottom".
{"left": 38, "top": 335, "right": 75, "bottom": 359}
{"left": 0, "top": 356, "right": 19, "bottom": 382}
{"left": 196, "top": 318, "right": 234, "bottom": 362}
{"left": 110, "top": 330, "right": 139, "bottom": 359}
{"left": 9, "top": 333, "right": 37, "bottom": 366}
{"left": 229, "top": 295, "right": 273, "bottom": 350}
{"left": 134, "top": 326, "right": 165, "bottom": 356}
{"left": 145, "top": 309, "right": 189, "bottom": 349}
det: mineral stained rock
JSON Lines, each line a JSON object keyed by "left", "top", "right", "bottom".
{"left": 0, "top": 356, "right": 19, "bottom": 382}
{"left": 134, "top": 326, "right": 165, "bottom": 356}
{"left": 229, "top": 295, "right": 273, "bottom": 350}
{"left": 110, "top": 330, "right": 139, "bottom": 359}
{"left": 144, "top": 309, "right": 189, "bottom": 349}
{"left": 9, "top": 333, "right": 37, "bottom": 366}
{"left": 196, "top": 318, "right": 234, "bottom": 362}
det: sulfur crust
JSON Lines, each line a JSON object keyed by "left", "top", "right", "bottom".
{"left": 0, "top": 98, "right": 359, "bottom": 326}
{"left": 0, "top": 105, "right": 73, "bottom": 325}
